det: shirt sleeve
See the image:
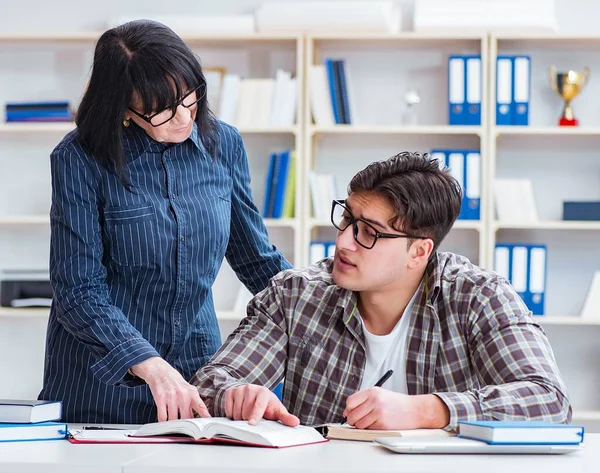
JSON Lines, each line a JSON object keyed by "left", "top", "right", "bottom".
{"left": 49, "top": 145, "right": 159, "bottom": 387}
{"left": 190, "top": 275, "right": 289, "bottom": 416}
{"left": 434, "top": 278, "right": 572, "bottom": 431}
{"left": 224, "top": 131, "right": 292, "bottom": 294}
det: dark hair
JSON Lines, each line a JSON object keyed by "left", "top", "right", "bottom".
{"left": 76, "top": 19, "right": 217, "bottom": 185}
{"left": 348, "top": 151, "right": 462, "bottom": 251}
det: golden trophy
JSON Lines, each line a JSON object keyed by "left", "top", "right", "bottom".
{"left": 549, "top": 66, "right": 589, "bottom": 126}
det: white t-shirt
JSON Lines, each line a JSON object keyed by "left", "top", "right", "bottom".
{"left": 358, "top": 288, "right": 419, "bottom": 393}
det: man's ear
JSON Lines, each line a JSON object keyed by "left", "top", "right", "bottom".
{"left": 407, "top": 239, "right": 434, "bottom": 269}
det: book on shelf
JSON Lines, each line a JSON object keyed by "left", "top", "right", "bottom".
{"left": 493, "top": 178, "right": 539, "bottom": 224}
{"left": 70, "top": 418, "right": 327, "bottom": 448}
{"left": 458, "top": 420, "right": 584, "bottom": 445}
{"left": 0, "top": 399, "right": 62, "bottom": 424}
{"left": 262, "top": 149, "right": 295, "bottom": 219}
{"left": 0, "top": 422, "right": 67, "bottom": 443}
{"left": 320, "top": 423, "right": 453, "bottom": 442}
{"left": 580, "top": 271, "right": 600, "bottom": 320}
{"left": 218, "top": 72, "right": 296, "bottom": 128}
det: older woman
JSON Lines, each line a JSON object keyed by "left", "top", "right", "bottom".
{"left": 39, "top": 19, "right": 290, "bottom": 424}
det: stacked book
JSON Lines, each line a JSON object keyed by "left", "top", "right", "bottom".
{"left": 5, "top": 101, "right": 73, "bottom": 122}
{"left": 0, "top": 399, "right": 67, "bottom": 443}
{"left": 309, "top": 59, "right": 356, "bottom": 126}
{"left": 262, "top": 149, "right": 296, "bottom": 219}
{"left": 211, "top": 69, "right": 297, "bottom": 129}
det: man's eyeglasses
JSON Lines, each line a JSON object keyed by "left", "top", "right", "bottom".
{"left": 330, "top": 199, "right": 428, "bottom": 250}
{"left": 128, "top": 84, "right": 206, "bottom": 127}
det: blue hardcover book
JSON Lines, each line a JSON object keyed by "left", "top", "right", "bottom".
{"left": 262, "top": 152, "right": 278, "bottom": 218}
{"left": 445, "top": 151, "right": 468, "bottom": 219}
{"left": 271, "top": 149, "right": 291, "bottom": 219}
{"left": 0, "top": 399, "right": 62, "bottom": 423}
{"left": 495, "top": 244, "right": 526, "bottom": 304}
{"left": 448, "top": 55, "right": 466, "bottom": 125}
{"left": 5, "top": 101, "right": 70, "bottom": 109}
{"left": 496, "top": 56, "right": 513, "bottom": 126}
{"left": 512, "top": 55, "right": 531, "bottom": 126}
{"left": 526, "top": 244, "right": 546, "bottom": 315}
{"left": 464, "top": 55, "right": 482, "bottom": 125}
{"left": 324, "top": 59, "right": 343, "bottom": 124}
{"left": 336, "top": 60, "right": 352, "bottom": 124}
{"left": 458, "top": 421, "right": 584, "bottom": 445}
{"left": 463, "top": 150, "right": 481, "bottom": 220}
{"left": 0, "top": 422, "right": 68, "bottom": 443}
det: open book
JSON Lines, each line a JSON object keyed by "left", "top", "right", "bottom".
{"left": 321, "top": 423, "right": 454, "bottom": 442}
{"left": 70, "top": 418, "right": 326, "bottom": 448}
{"left": 134, "top": 418, "right": 326, "bottom": 448}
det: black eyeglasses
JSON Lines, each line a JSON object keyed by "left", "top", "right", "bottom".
{"left": 128, "top": 84, "right": 206, "bottom": 127}
{"left": 331, "top": 199, "right": 428, "bottom": 250}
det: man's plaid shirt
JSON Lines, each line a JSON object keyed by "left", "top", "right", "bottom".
{"left": 192, "top": 252, "right": 571, "bottom": 430}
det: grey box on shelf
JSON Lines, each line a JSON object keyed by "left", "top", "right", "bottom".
{"left": 563, "top": 202, "right": 600, "bottom": 221}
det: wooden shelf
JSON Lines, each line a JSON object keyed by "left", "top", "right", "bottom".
{"left": 237, "top": 126, "right": 298, "bottom": 135}
{"left": 0, "top": 123, "right": 75, "bottom": 133}
{"left": 310, "top": 32, "right": 485, "bottom": 42}
{"left": 495, "top": 221, "right": 600, "bottom": 231}
{"left": 0, "top": 215, "right": 49, "bottom": 225}
{"left": 0, "top": 307, "right": 50, "bottom": 318}
{"left": 308, "top": 219, "right": 481, "bottom": 231}
{"left": 0, "top": 32, "right": 301, "bottom": 44}
{"left": 0, "top": 33, "right": 100, "bottom": 43}
{"left": 263, "top": 218, "right": 299, "bottom": 229}
{"left": 310, "top": 125, "right": 482, "bottom": 136}
{"left": 0, "top": 123, "right": 298, "bottom": 135}
{"left": 536, "top": 316, "right": 600, "bottom": 326}
{"left": 572, "top": 410, "right": 600, "bottom": 421}
{"left": 216, "top": 311, "right": 244, "bottom": 321}
{"left": 495, "top": 126, "right": 600, "bottom": 137}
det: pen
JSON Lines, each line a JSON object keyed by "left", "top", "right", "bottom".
{"left": 374, "top": 369, "right": 393, "bottom": 388}
{"left": 82, "top": 426, "right": 128, "bottom": 431}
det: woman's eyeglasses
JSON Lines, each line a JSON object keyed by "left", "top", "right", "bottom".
{"left": 128, "top": 84, "right": 206, "bottom": 127}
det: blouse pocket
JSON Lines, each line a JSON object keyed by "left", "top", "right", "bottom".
{"left": 104, "top": 204, "right": 157, "bottom": 267}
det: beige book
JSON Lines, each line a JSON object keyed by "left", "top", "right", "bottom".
{"left": 323, "top": 423, "right": 454, "bottom": 442}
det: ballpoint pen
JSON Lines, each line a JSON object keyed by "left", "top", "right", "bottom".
{"left": 374, "top": 369, "right": 393, "bottom": 388}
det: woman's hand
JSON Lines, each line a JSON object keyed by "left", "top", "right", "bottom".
{"left": 130, "top": 357, "right": 210, "bottom": 422}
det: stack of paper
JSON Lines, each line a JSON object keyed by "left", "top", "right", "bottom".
{"left": 414, "top": 0, "right": 557, "bottom": 32}
{"left": 107, "top": 15, "right": 255, "bottom": 35}
{"left": 255, "top": 2, "right": 402, "bottom": 33}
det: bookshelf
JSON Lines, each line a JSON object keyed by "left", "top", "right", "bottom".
{"left": 304, "top": 33, "right": 488, "bottom": 267}
{"left": 1, "top": 31, "right": 599, "bottom": 430}
{"left": 488, "top": 34, "right": 600, "bottom": 426}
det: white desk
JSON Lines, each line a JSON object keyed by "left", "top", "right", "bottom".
{"left": 124, "top": 434, "right": 600, "bottom": 473}
{"left": 1, "top": 433, "right": 598, "bottom": 473}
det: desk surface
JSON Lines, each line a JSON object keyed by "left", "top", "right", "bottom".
{"left": 1, "top": 432, "right": 598, "bottom": 473}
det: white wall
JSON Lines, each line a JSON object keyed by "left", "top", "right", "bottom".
{"left": 0, "top": 0, "right": 597, "bottom": 34}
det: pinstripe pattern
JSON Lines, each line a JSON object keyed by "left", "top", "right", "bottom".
{"left": 39, "top": 120, "right": 290, "bottom": 423}
{"left": 192, "top": 252, "right": 571, "bottom": 431}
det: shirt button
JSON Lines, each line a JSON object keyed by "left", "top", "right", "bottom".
{"left": 171, "top": 194, "right": 176, "bottom": 200}
{"left": 174, "top": 320, "right": 180, "bottom": 326}
{"left": 180, "top": 235, "right": 185, "bottom": 242}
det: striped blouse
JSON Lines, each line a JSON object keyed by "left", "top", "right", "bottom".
{"left": 39, "top": 120, "right": 290, "bottom": 423}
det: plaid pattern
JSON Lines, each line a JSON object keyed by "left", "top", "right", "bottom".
{"left": 192, "top": 252, "right": 571, "bottom": 430}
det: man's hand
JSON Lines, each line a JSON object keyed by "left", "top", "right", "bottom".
{"left": 224, "top": 384, "right": 299, "bottom": 427}
{"left": 130, "top": 357, "right": 210, "bottom": 422}
{"left": 343, "top": 388, "right": 449, "bottom": 430}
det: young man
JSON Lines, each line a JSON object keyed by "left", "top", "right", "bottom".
{"left": 191, "top": 152, "right": 571, "bottom": 431}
